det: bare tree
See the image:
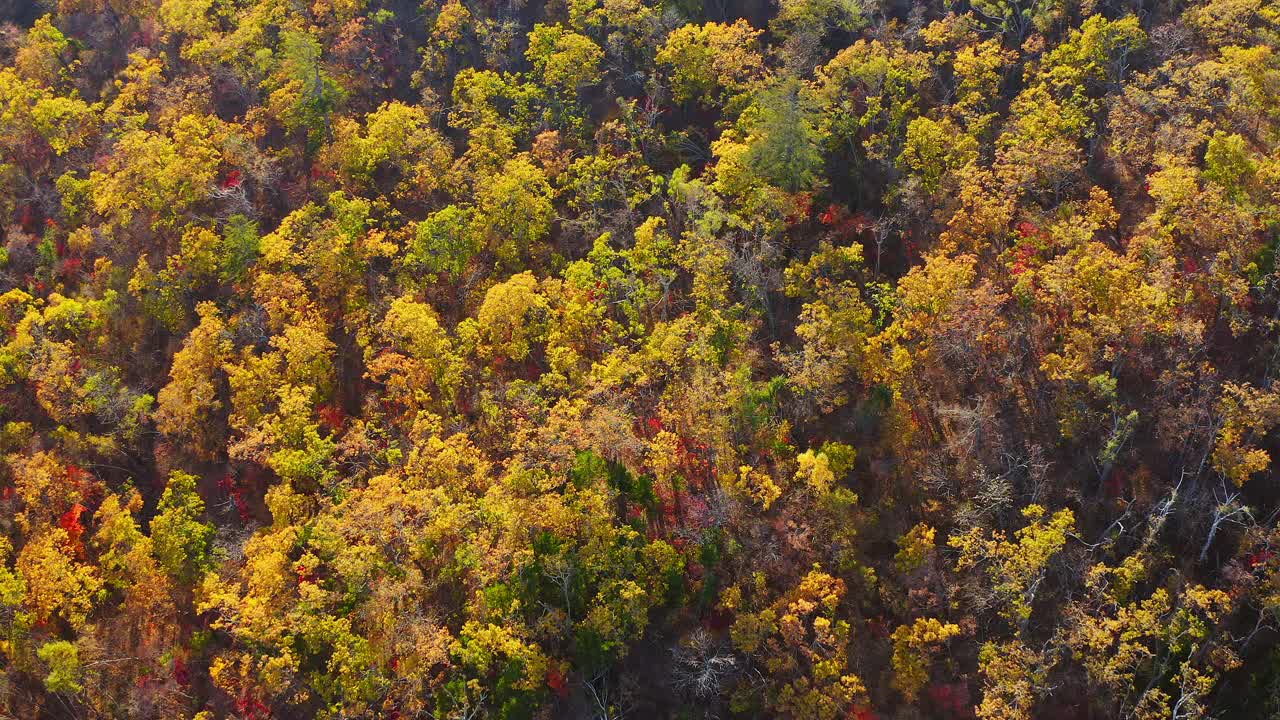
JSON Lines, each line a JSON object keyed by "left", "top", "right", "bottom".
{"left": 1198, "top": 480, "right": 1252, "bottom": 563}
{"left": 670, "top": 629, "right": 738, "bottom": 701}
{"left": 584, "top": 670, "right": 633, "bottom": 720}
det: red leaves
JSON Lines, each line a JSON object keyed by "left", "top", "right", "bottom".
{"left": 818, "top": 203, "right": 869, "bottom": 237}
{"left": 785, "top": 192, "right": 815, "bottom": 227}
{"left": 1010, "top": 244, "right": 1037, "bottom": 276}
{"left": 850, "top": 212, "right": 872, "bottom": 233}
{"left": 457, "top": 392, "right": 474, "bottom": 416}
{"left": 547, "top": 668, "right": 570, "bottom": 698}
{"left": 65, "top": 465, "right": 96, "bottom": 497}
{"left": 218, "top": 473, "right": 252, "bottom": 523}
{"left": 235, "top": 693, "right": 270, "bottom": 720}
{"left": 172, "top": 657, "right": 190, "bottom": 687}
{"left": 655, "top": 484, "right": 680, "bottom": 527}
{"left": 318, "top": 403, "right": 347, "bottom": 432}
{"left": 675, "top": 437, "right": 713, "bottom": 487}
{"left": 1011, "top": 221, "right": 1052, "bottom": 279}
{"left": 232, "top": 492, "right": 250, "bottom": 523}
{"left": 59, "top": 502, "right": 87, "bottom": 553}
{"left": 60, "top": 256, "right": 83, "bottom": 278}
{"left": 221, "top": 169, "right": 243, "bottom": 189}
{"left": 926, "top": 682, "right": 972, "bottom": 718}
{"left": 1011, "top": 222, "right": 1048, "bottom": 276}
{"left": 1248, "top": 548, "right": 1274, "bottom": 569}
{"left": 295, "top": 562, "right": 318, "bottom": 585}
{"left": 850, "top": 705, "right": 879, "bottom": 720}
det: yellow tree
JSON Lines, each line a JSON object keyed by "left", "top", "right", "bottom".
{"left": 656, "top": 20, "right": 766, "bottom": 106}
{"left": 729, "top": 569, "right": 867, "bottom": 719}
{"left": 949, "top": 505, "right": 1075, "bottom": 624}
{"left": 156, "top": 302, "right": 233, "bottom": 458}
{"left": 890, "top": 617, "right": 961, "bottom": 700}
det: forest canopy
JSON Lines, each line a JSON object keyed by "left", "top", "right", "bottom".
{"left": 2, "top": 0, "right": 1280, "bottom": 718}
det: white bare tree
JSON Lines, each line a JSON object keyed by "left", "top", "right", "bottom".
{"left": 670, "top": 629, "right": 738, "bottom": 701}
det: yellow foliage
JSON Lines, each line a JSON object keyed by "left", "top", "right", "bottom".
{"left": 890, "top": 617, "right": 961, "bottom": 699}
{"left": 734, "top": 464, "right": 783, "bottom": 509}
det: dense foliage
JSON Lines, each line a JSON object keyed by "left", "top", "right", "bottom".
{"left": 3, "top": 0, "right": 1280, "bottom": 717}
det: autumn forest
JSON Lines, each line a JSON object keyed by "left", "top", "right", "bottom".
{"left": 1, "top": 0, "right": 1279, "bottom": 717}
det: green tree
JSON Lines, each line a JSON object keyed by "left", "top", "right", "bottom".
{"left": 38, "top": 641, "right": 83, "bottom": 695}
{"left": 151, "top": 471, "right": 216, "bottom": 583}
{"left": 745, "top": 80, "right": 825, "bottom": 193}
